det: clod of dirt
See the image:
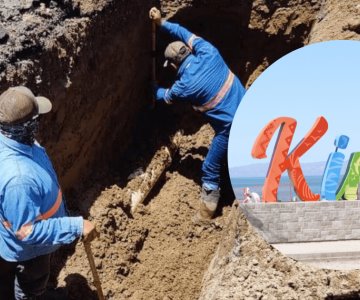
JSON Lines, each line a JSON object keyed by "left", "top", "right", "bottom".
{"left": 343, "top": 19, "right": 360, "bottom": 34}
{"left": 21, "top": 0, "right": 34, "bottom": 10}
{"left": 0, "top": 25, "right": 8, "bottom": 43}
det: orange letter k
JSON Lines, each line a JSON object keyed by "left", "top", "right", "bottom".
{"left": 251, "top": 116, "right": 328, "bottom": 202}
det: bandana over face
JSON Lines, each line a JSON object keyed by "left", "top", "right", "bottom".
{"left": 0, "top": 115, "right": 39, "bottom": 145}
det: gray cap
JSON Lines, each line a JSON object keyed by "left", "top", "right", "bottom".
{"left": 0, "top": 86, "right": 52, "bottom": 124}
{"left": 163, "top": 41, "right": 191, "bottom": 67}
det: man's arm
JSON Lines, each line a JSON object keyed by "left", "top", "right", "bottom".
{"left": 149, "top": 7, "right": 195, "bottom": 49}
{"left": 161, "top": 21, "right": 194, "bottom": 48}
{"left": 1, "top": 183, "right": 92, "bottom": 245}
{"left": 162, "top": 21, "right": 219, "bottom": 56}
{"left": 154, "top": 79, "right": 189, "bottom": 104}
{"left": 155, "top": 86, "right": 172, "bottom": 104}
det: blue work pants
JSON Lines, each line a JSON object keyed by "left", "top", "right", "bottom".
{"left": 202, "top": 128, "right": 229, "bottom": 191}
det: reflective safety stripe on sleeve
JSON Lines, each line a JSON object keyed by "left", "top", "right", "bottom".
{"left": 164, "top": 89, "right": 173, "bottom": 105}
{"left": 193, "top": 71, "right": 235, "bottom": 113}
{"left": 2, "top": 220, "right": 12, "bottom": 229}
{"left": 187, "top": 34, "right": 199, "bottom": 50}
{"left": 15, "top": 222, "right": 33, "bottom": 240}
{"left": 2, "top": 189, "right": 63, "bottom": 240}
{"left": 35, "top": 190, "right": 63, "bottom": 221}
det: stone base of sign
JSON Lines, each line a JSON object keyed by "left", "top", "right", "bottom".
{"left": 272, "top": 240, "right": 360, "bottom": 270}
{"left": 240, "top": 201, "right": 360, "bottom": 243}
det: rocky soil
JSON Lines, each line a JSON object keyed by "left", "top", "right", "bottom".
{"left": 200, "top": 210, "right": 360, "bottom": 300}
{"left": 0, "top": 0, "right": 107, "bottom": 86}
{"left": 0, "top": 0, "right": 153, "bottom": 191}
{"left": 54, "top": 124, "right": 231, "bottom": 299}
{"left": 1, "top": 0, "right": 360, "bottom": 299}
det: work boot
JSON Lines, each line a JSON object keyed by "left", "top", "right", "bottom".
{"left": 198, "top": 188, "right": 220, "bottom": 220}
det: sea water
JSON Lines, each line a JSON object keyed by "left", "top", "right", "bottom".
{"left": 231, "top": 175, "right": 323, "bottom": 202}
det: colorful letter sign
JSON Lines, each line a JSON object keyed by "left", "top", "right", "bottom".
{"left": 336, "top": 152, "right": 360, "bottom": 200}
{"left": 252, "top": 116, "right": 328, "bottom": 202}
{"left": 320, "top": 135, "right": 349, "bottom": 200}
{"left": 251, "top": 116, "right": 360, "bottom": 202}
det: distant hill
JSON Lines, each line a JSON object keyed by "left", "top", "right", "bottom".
{"left": 229, "top": 160, "right": 348, "bottom": 178}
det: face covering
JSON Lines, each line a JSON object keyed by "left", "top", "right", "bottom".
{"left": 0, "top": 115, "right": 39, "bottom": 145}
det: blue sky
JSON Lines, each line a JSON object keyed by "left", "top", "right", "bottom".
{"left": 228, "top": 40, "right": 360, "bottom": 171}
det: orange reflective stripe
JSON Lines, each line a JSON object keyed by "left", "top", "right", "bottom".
{"left": 2, "top": 220, "right": 12, "bottom": 229}
{"left": 2, "top": 189, "right": 62, "bottom": 240}
{"left": 188, "top": 34, "right": 199, "bottom": 50}
{"left": 36, "top": 189, "right": 63, "bottom": 221}
{"left": 16, "top": 222, "right": 33, "bottom": 240}
{"left": 193, "top": 71, "right": 235, "bottom": 113}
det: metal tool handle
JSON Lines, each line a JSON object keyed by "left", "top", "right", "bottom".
{"left": 151, "top": 20, "right": 157, "bottom": 107}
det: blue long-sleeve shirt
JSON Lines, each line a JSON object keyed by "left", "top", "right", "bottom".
{"left": 0, "top": 133, "right": 83, "bottom": 262}
{"left": 156, "top": 21, "right": 246, "bottom": 133}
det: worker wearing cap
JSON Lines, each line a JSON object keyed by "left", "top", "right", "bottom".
{"left": 0, "top": 86, "right": 96, "bottom": 299}
{"left": 149, "top": 7, "right": 246, "bottom": 220}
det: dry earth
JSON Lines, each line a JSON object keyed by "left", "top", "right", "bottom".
{"left": 1, "top": 0, "right": 360, "bottom": 299}
{"left": 54, "top": 124, "right": 232, "bottom": 299}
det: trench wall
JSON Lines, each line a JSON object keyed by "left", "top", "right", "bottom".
{"left": 0, "top": 0, "right": 155, "bottom": 193}
{"left": 0, "top": 0, "right": 322, "bottom": 197}
{"left": 42, "top": 2, "right": 154, "bottom": 190}
{"left": 1, "top": 0, "right": 339, "bottom": 199}
{"left": 162, "top": 0, "right": 319, "bottom": 87}
{"left": 240, "top": 201, "right": 360, "bottom": 243}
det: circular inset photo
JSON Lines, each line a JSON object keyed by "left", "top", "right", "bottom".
{"left": 228, "top": 40, "right": 360, "bottom": 270}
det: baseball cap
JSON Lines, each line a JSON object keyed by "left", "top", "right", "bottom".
{"left": 163, "top": 41, "right": 191, "bottom": 67}
{"left": 0, "top": 86, "right": 52, "bottom": 124}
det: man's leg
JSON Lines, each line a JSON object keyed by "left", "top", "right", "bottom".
{"left": 220, "top": 155, "right": 236, "bottom": 204}
{"left": 0, "top": 255, "right": 16, "bottom": 299}
{"left": 199, "top": 130, "right": 229, "bottom": 219}
{"left": 14, "top": 254, "right": 51, "bottom": 300}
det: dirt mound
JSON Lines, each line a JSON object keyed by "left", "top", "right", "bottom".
{"left": 200, "top": 208, "right": 360, "bottom": 299}
{"left": 55, "top": 124, "right": 230, "bottom": 299}
{"left": 309, "top": 0, "right": 360, "bottom": 42}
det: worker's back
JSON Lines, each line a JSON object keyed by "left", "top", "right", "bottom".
{"left": 162, "top": 21, "right": 246, "bottom": 132}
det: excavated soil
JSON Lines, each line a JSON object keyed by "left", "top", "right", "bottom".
{"left": 1, "top": 0, "right": 360, "bottom": 299}
{"left": 54, "top": 124, "right": 233, "bottom": 299}
{"left": 199, "top": 209, "right": 360, "bottom": 300}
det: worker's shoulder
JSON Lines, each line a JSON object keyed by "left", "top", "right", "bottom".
{"left": 0, "top": 155, "right": 41, "bottom": 190}
{"left": 193, "top": 46, "right": 222, "bottom": 67}
{"left": 192, "top": 36, "right": 219, "bottom": 51}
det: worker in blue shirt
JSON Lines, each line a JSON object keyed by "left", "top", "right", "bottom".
{"left": 149, "top": 7, "right": 246, "bottom": 220}
{"left": 0, "top": 86, "right": 97, "bottom": 299}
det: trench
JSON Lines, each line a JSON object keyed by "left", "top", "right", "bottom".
{"left": 1, "top": 0, "right": 322, "bottom": 299}
{"left": 48, "top": 2, "right": 322, "bottom": 299}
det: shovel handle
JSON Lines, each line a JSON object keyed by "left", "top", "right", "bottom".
{"left": 151, "top": 20, "right": 157, "bottom": 107}
{"left": 152, "top": 20, "right": 156, "bottom": 82}
{"left": 83, "top": 240, "right": 105, "bottom": 300}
